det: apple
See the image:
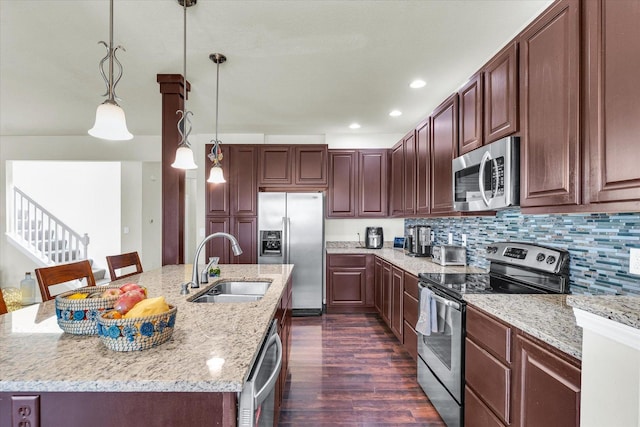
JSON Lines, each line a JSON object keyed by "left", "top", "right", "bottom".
{"left": 101, "top": 288, "right": 123, "bottom": 298}
{"left": 114, "top": 290, "right": 146, "bottom": 315}
{"left": 119, "top": 283, "right": 142, "bottom": 293}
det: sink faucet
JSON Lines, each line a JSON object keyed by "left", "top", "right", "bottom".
{"left": 182, "top": 232, "right": 243, "bottom": 294}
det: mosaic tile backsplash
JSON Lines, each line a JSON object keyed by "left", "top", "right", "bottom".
{"left": 406, "top": 210, "right": 640, "bottom": 295}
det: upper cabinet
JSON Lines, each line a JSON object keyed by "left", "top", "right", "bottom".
{"left": 258, "top": 145, "right": 327, "bottom": 188}
{"left": 415, "top": 119, "right": 431, "bottom": 216}
{"left": 403, "top": 131, "right": 417, "bottom": 216}
{"left": 586, "top": 0, "right": 640, "bottom": 206}
{"left": 458, "top": 72, "right": 483, "bottom": 155}
{"left": 357, "top": 150, "right": 389, "bottom": 217}
{"left": 519, "top": 0, "right": 581, "bottom": 208}
{"left": 483, "top": 42, "right": 519, "bottom": 144}
{"left": 389, "top": 140, "right": 405, "bottom": 217}
{"left": 430, "top": 93, "right": 459, "bottom": 215}
{"left": 327, "top": 150, "right": 357, "bottom": 218}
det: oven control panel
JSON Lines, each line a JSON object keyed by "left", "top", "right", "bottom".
{"left": 486, "top": 242, "right": 568, "bottom": 273}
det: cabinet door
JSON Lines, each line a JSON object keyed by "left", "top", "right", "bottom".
{"left": 205, "top": 217, "right": 231, "bottom": 264}
{"left": 403, "top": 272, "right": 419, "bottom": 361}
{"left": 390, "top": 265, "right": 404, "bottom": 342}
{"left": 258, "top": 145, "right": 292, "bottom": 186}
{"left": 459, "top": 72, "right": 484, "bottom": 155}
{"left": 389, "top": 140, "right": 405, "bottom": 217}
{"left": 294, "top": 145, "right": 328, "bottom": 186}
{"left": 327, "top": 150, "right": 357, "bottom": 217}
{"left": 519, "top": 0, "right": 580, "bottom": 208}
{"left": 484, "top": 42, "right": 518, "bottom": 143}
{"left": 230, "top": 216, "right": 257, "bottom": 264}
{"left": 327, "top": 267, "right": 366, "bottom": 310}
{"left": 513, "top": 333, "right": 581, "bottom": 427}
{"left": 357, "top": 150, "right": 388, "bottom": 217}
{"left": 416, "top": 119, "right": 431, "bottom": 215}
{"left": 586, "top": 0, "right": 640, "bottom": 204}
{"left": 205, "top": 143, "right": 230, "bottom": 216}
{"left": 374, "top": 257, "right": 383, "bottom": 314}
{"left": 381, "top": 260, "right": 392, "bottom": 326}
{"left": 431, "top": 93, "right": 459, "bottom": 215}
{"left": 403, "top": 131, "right": 417, "bottom": 216}
{"left": 230, "top": 145, "right": 258, "bottom": 216}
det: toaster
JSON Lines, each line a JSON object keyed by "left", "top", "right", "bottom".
{"left": 432, "top": 245, "right": 466, "bottom": 266}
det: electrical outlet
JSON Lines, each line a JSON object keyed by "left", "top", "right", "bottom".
{"left": 462, "top": 234, "right": 467, "bottom": 247}
{"left": 630, "top": 248, "right": 640, "bottom": 275}
{"left": 448, "top": 233, "right": 453, "bottom": 244}
{"left": 12, "top": 395, "right": 39, "bottom": 427}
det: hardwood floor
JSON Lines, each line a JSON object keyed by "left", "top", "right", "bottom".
{"left": 278, "top": 313, "right": 445, "bottom": 426}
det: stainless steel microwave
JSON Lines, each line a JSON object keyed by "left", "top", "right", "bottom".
{"left": 452, "top": 136, "right": 519, "bottom": 211}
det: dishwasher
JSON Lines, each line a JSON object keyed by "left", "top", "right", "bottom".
{"left": 238, "top": 319, "right": 282, "bottom": 427}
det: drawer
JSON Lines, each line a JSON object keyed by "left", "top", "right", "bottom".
{"left": 403, "top": 320, "right": 418, "bottom": 362}
{"left": 328, "top": 254, "right": 368, "bottom": 268}
{"left": 465, "top": 338, "right": 511, "bottom": 425}
{"left": 403, "top": 292, "right": 419, "bottom": 327}
{"left": 467, "top": 305, "right": 511, "bottom": 364}
{"left": 403, "top": 272, "right": 419, "bottom": 299}
{"left": 465, "top": 385, "right": 507, "bottom": 427}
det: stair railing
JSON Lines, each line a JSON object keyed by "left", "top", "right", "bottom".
{"left": 11, "top": 186, "right": 90, "bottom": 265}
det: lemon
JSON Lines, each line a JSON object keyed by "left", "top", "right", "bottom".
{"left": 67, "top": 293, "right": 88, "bottom": 299}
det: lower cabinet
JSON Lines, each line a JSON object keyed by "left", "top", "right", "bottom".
{"left": 326, "top": 254, "right": 375, "bottom": 313}
{"left": 402, "top": 272, "right": 419, "bottom": 361}
{"left": 205, "top": 216, "right": 257, "bottom": 264}
{"left": 274, "top": 277, "right": 293, "bottom": 426}
{"left": 466, "top": 305, "right": 581, "bottom": 427}
{"left": 390, "top": 266, "right": 404, "bottom": 341}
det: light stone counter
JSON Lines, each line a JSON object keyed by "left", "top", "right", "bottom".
{"left": 0, "top": 264, "right": 293, "bottom": 393}
{"left": 464, "top": 294, "right": 583, "bottom": 360}
{"left": 566, "top": 295, "right": 640, "bottom": 330}
{"left": 325, "top": 244, "right": 486, "bottom": 276}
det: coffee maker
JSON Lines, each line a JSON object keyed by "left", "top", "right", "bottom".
{"left": 365, "top": 227, "right": 383, "bottom": 249}
{"left": 406, "top": 225, "right": 432, "bottom": 257}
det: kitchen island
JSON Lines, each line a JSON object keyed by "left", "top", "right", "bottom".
{"left": 0, "top": 264, "right": 293, "bottom": 426}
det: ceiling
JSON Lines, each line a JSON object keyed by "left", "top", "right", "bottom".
{"left": 0, "top": 0, "right": 552, "bottom": 139}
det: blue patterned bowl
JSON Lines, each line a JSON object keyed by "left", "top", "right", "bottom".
{"left": 54, "top": 285, "right": 122, "bottom": 335}
{"left": 97, "top": 305, "right": 177, "bottom": 352}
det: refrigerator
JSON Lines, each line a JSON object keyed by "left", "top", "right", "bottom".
{"left": 257, "top": 192, "right": 324, "bottom": 315}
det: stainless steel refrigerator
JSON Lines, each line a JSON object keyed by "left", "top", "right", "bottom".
{"left": 257, "top": 192, "right": 324, "bottom": 315}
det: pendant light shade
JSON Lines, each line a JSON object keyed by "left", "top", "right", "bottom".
{"left": 172, "top": 145, "right": 198, "bottom": 169}
{"left": 88, "top": 0, "right": 132, "bottom": 141}
{"left": 89, "top": 100, "right": 133, "bottom": 140}
{"left": 207, "top": 164, "right": 226, "bottom": 184}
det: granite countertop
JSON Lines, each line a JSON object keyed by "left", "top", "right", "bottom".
{"left": 0, "top": 264, "right": 293, "bottom": 393}
{"left": 326, "top": 243, "right": 486, "bottom": 276}
{"left": 566, "top": 295, "right": 640, "bottom": 330}
{"left": 464, "top": 294, "right": 583, "bottom": 360}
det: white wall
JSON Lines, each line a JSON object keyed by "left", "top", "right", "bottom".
{"left": 325, "top": 218, "right": 404, "bottom": 243}
{"left": 141, "top": 162, "right": 162, "bottom": 271}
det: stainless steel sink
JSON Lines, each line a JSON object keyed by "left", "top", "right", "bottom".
{"left": 189, "top": 280, "right": 272, "bottom": 303}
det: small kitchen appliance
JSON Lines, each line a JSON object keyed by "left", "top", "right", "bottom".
{"left": 406, "top": 225, "right": 432, "bottom": 257}
{"left": 432, "top": 245, "right": 466, "bottom": 266}
{"left": 416, "top": 241, "right": 570, "bottom": 427}
{"left": 365, "top": 227, "right": 383, "bottom": 249}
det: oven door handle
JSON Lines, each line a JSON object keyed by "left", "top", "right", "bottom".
{"left": 430, "top": 292, "right": 461, "bottom": 311}
{"left": 478, "top": 151, "right": 498, "bottom": 207}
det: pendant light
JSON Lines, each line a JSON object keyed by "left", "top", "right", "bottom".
{"left": 88, "top": 0, "right": 133, "bottom": 141}
{"left": 207, "top": 53, "right": 227, "bottom": 184}
{"left": 171, "top": 0, "right": 198, "bottom": 170}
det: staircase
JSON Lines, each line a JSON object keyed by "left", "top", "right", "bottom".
{"left": 7, "top": 187, "right": 108, "bottom": 283}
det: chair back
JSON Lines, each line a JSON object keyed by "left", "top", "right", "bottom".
{"left": 35, "top": 260, "right": 96, "bottom": 302}
{"left": 0, "top": 290, "right": 8, "bottom": 315}
{"left": 106, "top": 251, "right": 143, "bottom": 281}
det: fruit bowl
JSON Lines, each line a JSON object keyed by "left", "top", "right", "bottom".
{"left": 97, "top": 305, "right": 177, "bottom": 352}
{"left": 54, "top": 285, "right": 126, "bottom": 335}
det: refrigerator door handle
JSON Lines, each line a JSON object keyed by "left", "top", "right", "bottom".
{"left": 282, "top": 216, "right": 288, "bottom": 264}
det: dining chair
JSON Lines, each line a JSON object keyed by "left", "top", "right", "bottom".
{"left": 0, "top": 289, "right": 8, "bottom": 315}
{"left": 35, "top": 260, "right": 97, "bottom": 302}
{"left": 106, "top": 251, "right": 143, "bottom": 281}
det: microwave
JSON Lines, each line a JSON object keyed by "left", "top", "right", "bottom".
{"left": 452, "top": 136, "right": 519, "bottom": 212}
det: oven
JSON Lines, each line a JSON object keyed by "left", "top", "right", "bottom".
{"left": 416, "top": 242, "right": 570, "bottom": 427}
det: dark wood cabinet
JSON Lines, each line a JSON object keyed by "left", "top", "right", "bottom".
{"left": 274, "top": 276, "right": 292, "bottom": 425}
{"left": 430, "top": 93, "right": 459, "bottom": 215}
{"left": 459, "top": 72, "right": 484, "bottom": 155}
{"left": 484, "top": 41, "right": 519, "bottom": 143}
{"left": 519, "top": 0, "right": 581, "bottom": 208}
{"left": 294, "top": 145, "right": 328, "bottom": 186}
{"left": 230, "top": 145, "right": 258, "bottom": 216}
{"left": 381, "top": 259, "right": 392, "bottom": 326}
{"left": 402, "top": 271, "right": 418, "bottom": 361}
{"left": 513, "top": 333, "right": 581, "bottom": 427}
{"left": 327, "top": 149, "right": 388, "bottom": 218}
{"left": 389, "top": 140, "right": 405, "bottom": 217}
{"left": 403, "top": 131, "right": 417, "bottom": 216}
{"left": 358, "top": 149, "right": 389, "bottom": 217}
{"left": 415, "top": 119, "right": 431, "bottom": 216}
{"left": 326, "top": 254, "right": 374, "bottom": 313}
{"left": 259, "top": 145, "right": 328, "bottom": 188}
{"left": 258, "top": 145, "right": 292, "bottom": 186}
{"left": 205, "top": 217, "right": 232, "bottom": 264}
{"left": 390, "top": 265, "right": 404, "bottom": 342}
{"left": 586, "top": 0, "right": 640, "bottom": 206}
{"left": 230, "top": 216, "right": 257, "bottom": 264}
{"left": 374, "top": 257, "right": 383, "bottom": 314}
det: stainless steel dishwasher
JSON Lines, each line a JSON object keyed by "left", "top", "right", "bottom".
{"left": 238, "top": 319, "right": 282, "bottom": 427}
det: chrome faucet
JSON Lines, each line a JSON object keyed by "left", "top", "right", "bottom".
{"left": 181, "top": 232, "right": 243, "bottom": 294}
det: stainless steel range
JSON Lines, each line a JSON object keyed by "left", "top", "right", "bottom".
{"left": 416, "top": 241, "right": 570, "bottom": 427}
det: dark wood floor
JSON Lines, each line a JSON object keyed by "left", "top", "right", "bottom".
{"left": 278, "top": 313, "right": 445, "bottom": 426}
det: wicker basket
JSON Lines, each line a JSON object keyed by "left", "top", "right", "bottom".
{"left": 97, "top": 305, "right": 177, "bottom": 352}
{"left": 54, "top": 285, "right": 124, "bottom": 335}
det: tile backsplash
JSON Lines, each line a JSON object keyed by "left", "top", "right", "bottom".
{"left": 406, "top": 210, "right": 640, "bottom": 295}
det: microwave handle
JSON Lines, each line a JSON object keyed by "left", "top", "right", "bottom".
{"left": 478, "top": 151, "right": 498, "bottom": 207}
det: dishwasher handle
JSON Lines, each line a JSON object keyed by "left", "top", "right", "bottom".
{"left": 253, "top": 331, "right": 283, "bottom": 407}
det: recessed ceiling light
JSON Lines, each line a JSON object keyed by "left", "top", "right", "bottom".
{"left": 349, "top": 123, "right": 361, "bottom": 129}
{"left": 410, "top": 79, "right": 426, "bottom": 89}
{"left": 389, "top": 110, "right": 402, "bottom": 117}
